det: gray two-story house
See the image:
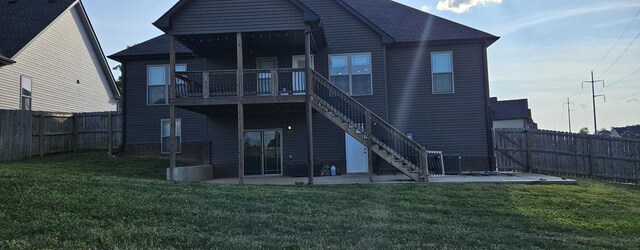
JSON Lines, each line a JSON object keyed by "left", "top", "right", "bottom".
{"left": 109, "top": 0, "right": 499, "bottom": 182}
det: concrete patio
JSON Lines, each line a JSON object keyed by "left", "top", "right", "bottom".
{"left": 204, "top": 173, "right": 577, "bottom": 185}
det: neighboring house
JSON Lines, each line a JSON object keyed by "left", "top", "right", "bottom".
{"left": 0, "top": 0, "right": 119, "bottom": 112}
{"left": 109, "top": 0, "right": 499, "bottom": 181}
{"left": 611, "top": 125, "right": 640, "bottom": 140}
{"left": 490, "top": 97, "right": 537, "bottom": 130}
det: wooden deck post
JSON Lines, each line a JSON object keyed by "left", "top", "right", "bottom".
{"left": 169, "top": 35, "right": 177, "bottom": 181}
{"left": 365, "top": 112, "right": 373, "bottom": 183}
{"left": 237, "top": 32, "right": 245, "bottom": 185}
{"left": 421, "top": 149, "right": 429, "bottom": 182}
{"left": 305, "top": 28, "right": 314, "bottom": 185}
{"left": 203, "top": 71, "right": 210, "bottom": 98}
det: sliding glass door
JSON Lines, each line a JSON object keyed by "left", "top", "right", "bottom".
{"left": 244, "top": 129, "right": 282, "bottom": 176}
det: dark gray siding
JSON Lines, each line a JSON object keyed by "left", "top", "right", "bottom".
{"left": 386, "top": 43, "right": 490, "bottom": 157}
{"left": 170, "top": 0, "right": 306, "bottom": 35}
{"left": 123, "top": 56, "right": 208, "bottom": 146}
{"left": 299, "top": 0, "right": 387, "bottom": 162}
{"left": 207, "top": 112, "right": 309, "bottom": 174}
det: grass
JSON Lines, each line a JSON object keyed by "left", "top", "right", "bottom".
{"left": 0, "top": 154, "right": 639, "bottom": 249}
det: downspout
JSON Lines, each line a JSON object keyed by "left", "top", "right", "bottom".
{"left": 383, "top": 46, "right": 390, "bottom": 120}
{"left": 482, "top": 41, "right": 495, "bottom": 171}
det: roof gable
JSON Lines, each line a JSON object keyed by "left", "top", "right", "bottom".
{"left": 153, "top": 0, "right": 320, "bottom": 33}
{"left": 0, "top": 0, "right": 76, "bottom": 59}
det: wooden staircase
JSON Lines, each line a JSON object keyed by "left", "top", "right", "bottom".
{"left": 310, "top": 70, "right": 429, "bottom": 182}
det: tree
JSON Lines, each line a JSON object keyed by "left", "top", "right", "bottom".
{"left": 579, "top": 127, "right": 589, "bottom": 134}
{"left": 112, "top": 65, "right": 123, "bottom": 92}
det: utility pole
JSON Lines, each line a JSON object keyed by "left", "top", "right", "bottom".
{"left": 564, "top": 98, "right": 574, "bottom": 133}
{"left": 582, "top": 71, "right": 605, "bottom": 135}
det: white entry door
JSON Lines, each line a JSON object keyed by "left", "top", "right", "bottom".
{"left": 292, "top": 55, "right": 314, "bottom": 95}
{"left": 345, "top": 132, "right": 368, "bottom": 174}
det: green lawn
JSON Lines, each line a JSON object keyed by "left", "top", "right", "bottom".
{"left": 0, "top": 154, "right": 639, "bottom": 249}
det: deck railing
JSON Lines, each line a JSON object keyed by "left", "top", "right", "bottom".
{"left": 174, "top": 68, "right": 306, "bottom": 98}
{"left": 311, "top": 70, "right": 428, "bottom": 177}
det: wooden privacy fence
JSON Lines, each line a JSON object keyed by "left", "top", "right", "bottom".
{"left": 494, "top": 128, "right": 640, "bottom": 184}
{"left": 0, "top": 109, "right": 122, "bottom": 162}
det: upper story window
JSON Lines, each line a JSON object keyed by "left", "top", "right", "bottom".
{"left": 147, "top": 64, "right": 187, "bottom": 105}
{"left": 431, "top": 52, "right": 454, "bottom": 94}
{"left": 20, "top": 75, "right": 32, "bottom": 110}
{"left": 329, "top": 53, "right": 372, "bottom": 96}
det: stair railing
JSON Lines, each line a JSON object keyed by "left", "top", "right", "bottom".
{"left": 311, "top": 70, "right": 428, "bottom": 179}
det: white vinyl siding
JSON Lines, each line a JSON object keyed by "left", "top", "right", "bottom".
{"left": 161, "top": 119, "right": 181, "bottom": 154}
{"left": 431, "top": 51, "right": 454, "bottom": 94}
{"left": 329, "top": 53, "right": 372, "bottom": 96}
{"left": 0, "top": 5, "right": 117, "bottom": 112}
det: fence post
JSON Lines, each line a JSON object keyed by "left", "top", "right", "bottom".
{"left": 38, "top": 113, "right": 44, "bottom": 157}
{"left": 588, "top": 136, "right": 595, "bottom": 178}
{"left": 525, "top": 130, "right": 532, "bottom": 173}
{"left": 108, "top": 111, "right": 113, "bottom": 155}
{"left": 72, "top": 114, "right": 78, "bottom": 153}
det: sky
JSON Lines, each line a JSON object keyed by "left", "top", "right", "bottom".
{"left": 83, "top": 0, "right": 640, "bottom": 133}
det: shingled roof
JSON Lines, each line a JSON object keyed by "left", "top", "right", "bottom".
{"left": 109, "top": 35, "right": 193, "bottom": 60}
{"left": 341, "top": 0, "right": 498, "bottom": 43}
{"left": 109, "top": 0, "right": 498, "bottom": 60}
{"left": 490, "top": 98, "right": 531, "bottom": 121}
{"left": 0, "top": 0, "right": 76, "bottom": 59}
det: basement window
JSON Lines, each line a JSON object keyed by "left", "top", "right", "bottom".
{"left": 161, "top": 119, "right": 182, "bottom": 154}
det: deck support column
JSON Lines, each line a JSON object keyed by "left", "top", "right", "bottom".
{"left": 365, "top": 112, "right": 373, "bottom": 183}
{"left": 305, "top": 28, "right": 314, "bottom": 185}
{"left": 169, "top": 35, "right": 177, "bottom": 181}
{"left": 237, "top": 32, "right": 245, "bottom": 185}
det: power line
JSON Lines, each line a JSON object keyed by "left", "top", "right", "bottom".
{"left": 598, "top": 31, "right": 640, "bottom": 78}
{"left": 593, "top": 9, "right": 640, "bottom": 72}
{"left": 608, "top": 90, "right": 640, "bottom": 103}
{"left": 604, "top": 66, "right": 640, "bottom": 89}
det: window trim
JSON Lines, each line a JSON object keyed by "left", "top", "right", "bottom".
{"left": 161, "top": 118, "right": 182, "bottom": 154}
{"left": 20, "top": 75, "right": 32, "bottom": 111}
{"left": 146, "top": 64, "right": 187, "bottom": 106}
{"left": 328, "top": 52, "right": 373, "bottom": 96}
{"left": 431, "top": 51, "right": 455, "bottom": 94}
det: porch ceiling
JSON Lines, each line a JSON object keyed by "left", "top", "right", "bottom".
{"left": 177, "top": 30, "right": 317, "bottom": 58}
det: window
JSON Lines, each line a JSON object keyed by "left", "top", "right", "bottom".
{"left": 147, "top": 65, "right": 187, "bottom": 105}
{"left": 161, "top": 119, "right": 181, "bottom": 154}
{"left": 329, "top": 53, "right": 372, "bottom": 96}
{"left": 20, "top": 75, "right": 32, "bottom": 110}
{"left": 431, "top": 52, "right": 454, "bottom": 94}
